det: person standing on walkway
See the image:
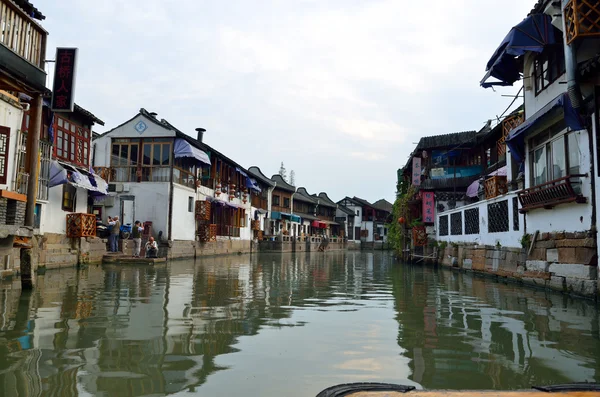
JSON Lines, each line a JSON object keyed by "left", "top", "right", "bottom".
{"left": 132, "top": 221, "right": 143, "bottom": 257}
{"left": 110, "top": 216, "right": 121, "bottom": 253}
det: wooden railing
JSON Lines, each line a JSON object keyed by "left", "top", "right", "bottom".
{"left": 517, "top": 175, "right": 586, "bottom": 213}
{"left": 197, "top": 224, "right": 217, "bottom": 242}
{"left": 565, "top": 0, "right": 600, "bottom": 44}
{"left": 66, "top": 213, "right": 96, "bottom": 238}
{"left": 0, "top": 0, "right": 46, "bottom": 68}
{"left": 195, "top": 200, "right": 210, "bottom": 221}
{"left": 93, "top": 166, "right": 115, "bottom": 182}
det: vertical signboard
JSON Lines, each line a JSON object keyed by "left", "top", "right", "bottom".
{"left": 412, "top": 157, "right": 421, "bottom": 186}
{"left": 51, "top": 48, "right": 78, "bottom": 112}
{"left": 422, "top": 191, "right": 435, "bottom": 224}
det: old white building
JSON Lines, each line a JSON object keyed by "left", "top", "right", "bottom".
{"left": 93, "top": 108, "right": 256, "bottom": 257}
{"left": 432, "top": 1, "right": 600, "bottom": 297}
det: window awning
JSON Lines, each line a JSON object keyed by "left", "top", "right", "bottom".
{"left": 270, "top": 211, "right": 282, "bottom": 220}
{"left": 207, "top": 197, "right": 244, "bottom": 209}
{"left": 311, "top": 220, "right": 328, "bottom": 228}
{"left": 481, "top": 14, "right": 556, "bottom": 88}
{"left": 506, "top": 93, "right": 584, "bottom": 163}
{"left": 49, "top": 160, "right": 108, "bottom": 195}
{"left": 246, "top": 177, "right": 261, "bottom": 193}
{"left": 174, "top": 138, "right": 211, "bottom": 165}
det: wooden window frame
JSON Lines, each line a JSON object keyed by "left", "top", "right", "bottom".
{"left": 111, "top": 139, "right": 139, "bottom": 182}
{"left": 173, "top": 158, "right": 197, "bottom": 188}
{"left": 534, "top": 45, "right": 566, "bottom": 96}
{"left": 141, "top": 140, "right": 171, "bottom": 182}
{"left": 54, "top": 115, "right": 91, "bottom": 167}
{"left": 62, "top": 184, "right": 76, "bottom": 212}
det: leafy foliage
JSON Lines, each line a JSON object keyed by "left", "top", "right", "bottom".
{"left": 279, "top": 162, "right": 287, "bottom": 182}
{"left": 387, "top": 183, "right": 417, "bottom": 256}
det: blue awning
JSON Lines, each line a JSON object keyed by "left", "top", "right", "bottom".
{"left": 279, "top": 212, "right": 301, "bottom": 223}
{"left": 246, "top": 177, "right": 261, "bottom": 193}
{"left": 174, "top": 138, "right": 211, "bottom": 165}
{"left": 481, "top": 14, "right": 556, "bottom": 88}
{"left": 236, "top": 167, "right": 248, "bottom": 177}
{"left": 270, "top": 211, "right": 282, "bottom": 220}
{"left": 506, "top": 93, "right": 584, "bottom": 163}
{"left": 49, "top": 160, "right": 109, "bottom": 195}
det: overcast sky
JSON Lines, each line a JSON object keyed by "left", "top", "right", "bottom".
{"left": 37, "top": 0, "right": 536, "bottom": 203}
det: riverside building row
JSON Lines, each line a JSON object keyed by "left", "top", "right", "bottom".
{"left": 398, "top": 0, "right": 600, "bottom": 299}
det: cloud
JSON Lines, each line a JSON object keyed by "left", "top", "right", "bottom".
{"left": 349, "top": 151, "right": 386, "bottom": 162}
{"left": 37, "top": 0, "right": 537, "bottom": 202}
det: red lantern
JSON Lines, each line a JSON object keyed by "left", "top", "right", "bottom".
{"left": 398, "top": 217, "right": 406, "bottom": 224}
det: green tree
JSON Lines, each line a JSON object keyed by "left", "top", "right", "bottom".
{"left": 388, "top": 183, "right": 416, "bottom": 256}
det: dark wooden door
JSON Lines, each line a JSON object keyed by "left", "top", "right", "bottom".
{"left": 0, "top": 126, "right": 11, "bottom": 185}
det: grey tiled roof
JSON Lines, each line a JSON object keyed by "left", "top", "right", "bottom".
{"left": 271, "top": 175, "right": 295, "bottom": 192}
{"left": 372, "top": 199, "right": 393, "bottom": 213}
{"left": 248, "top": 166, "right": 276, "bottom": 187}
{"left": 338, "top": 206, "right": 355, "bottom": 216}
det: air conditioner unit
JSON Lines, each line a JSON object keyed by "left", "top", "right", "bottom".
{"left": 123, "top": 184, "right": 130, "bottom": 192}
{"left": 115, "top": 183, "right": 124, "bottom": 193}
{"left": 103, "top": 196, "right": 115, "bottom": 207}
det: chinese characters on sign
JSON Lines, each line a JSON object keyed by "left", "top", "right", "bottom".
{"left": 51, "top": 48, "right": 78, "bottom": 112}
{"left": 422, "top": 191, "right": 435, "bottom": 224}
{"left": 412, "top": 157, "right": 421, "bottom": 186}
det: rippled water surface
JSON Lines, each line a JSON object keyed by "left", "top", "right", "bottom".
{"left": 0, "top": 252, "right": 599, "bottom": 396}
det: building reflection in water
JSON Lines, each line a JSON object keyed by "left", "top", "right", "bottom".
{"left": 392, "top": 265, "right": 600, "bottom": 389}
{"left": 0, "top": 253, "right": 598, "bottom": 396}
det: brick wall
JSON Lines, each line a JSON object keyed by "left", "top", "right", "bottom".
{"left": 6, "top": 201, "right": 25, "bottom": 226}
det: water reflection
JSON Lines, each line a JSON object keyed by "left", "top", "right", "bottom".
{"left": 393, "top": 266, "right": 600, "bottom": 389}
{"left": 0, "top": 253, "right": 597, "bottom": 396}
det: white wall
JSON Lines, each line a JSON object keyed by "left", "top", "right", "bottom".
{"left": 102, "top": 183, "right": 170, "bottom": 240}
{"left": 524, "top": 129, "right": 593, "bottom": 233}
{"left": 436, "top": 191, "right": 523, "bottom": 248}
{"left": 523, "top": 53, "right": 567, "bottom": 118}
{"left": 172, "top": 184, "right": 196, "bottom": 240}
{"left": 0, "top": 96, "right": 24, "bottom": 192}
{"left": 361, "top": 221, "right": 374, "bottom": 242}
{"left": 41, "top": 186, "right": 89, "bottom": 235}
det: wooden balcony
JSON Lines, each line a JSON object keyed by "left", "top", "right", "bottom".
{"left": 251, "top": 195, "right": 268, "bottom": 210}
{"left": 517, "top": 175, "right": 586, "bottom": 213}
{"left": 485, "top": 176, "right": 508, "bottom": 199}
{"left": 0, "top": 0, "right": 47, "bottom": 91}
{"left": 565, "top": 0, "right": 600, "bottom": 44}
{"left": 66, "top": 213, "right": 96, "bottom": 238}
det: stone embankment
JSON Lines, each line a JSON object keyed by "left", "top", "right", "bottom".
{"left": 419, "top": 231, "right": 598, "bottom": 299}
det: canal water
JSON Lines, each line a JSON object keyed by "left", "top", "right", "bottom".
{"left": 0, "top": 252, "right": 598, "bottom": 397}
